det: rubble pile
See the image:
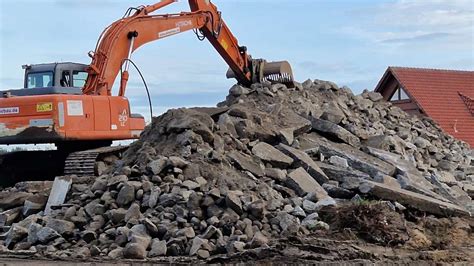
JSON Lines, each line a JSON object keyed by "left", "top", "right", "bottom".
{"left": 0, "top": 79, "right": 472, "bottom": 262}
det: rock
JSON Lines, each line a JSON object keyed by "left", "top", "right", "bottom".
{"left": 128, "top": 224, "right": 151, "bottom": 248}
{"left": 367, "top": 92, "right": 383, "bottom": 102}
{"left": 0, "top": 191, "right": 33, "bottom": 209}
{"left": 226, "top": 191, "right": 243, "bottom": 215}
{"left": 36, "top": 227, "right": 61, "bottom": 244}
{"left": 435, "top": 171, "right": 458, "bottom": 185}
{"left": 286, "top": 167, "right": 329, "bottom": 199}
{"left": 274, "top": 212, "right": 300, "bottom": 235}
{"left": 264, "top": 168, "right": 287, "bottom": 182}
{"left": 0, "top": 207, "right": 22, "bottom": 227}
{"left": 314, "top": 197, "right": 337, "bottom": 210}
{"left": 277, "top": 144, "right": 329, "bottom": 184}
{"left": 247, "top": 200, "right": 265, "bottom": 219}
{"left": 200, "top": 225, "right": 218, "bottom": 239}
{"left": 125, "top": 203, "right": 142, "bottom": 223}
{"left": 82, "top": 230, "right": 97, "bottom": 243}
{"left": 45, "top": 218, "right": 75, "bottom": 236}
{"left": 329, "top": 156, "right": 349, "bottom": 168}
{"left": 310, "top": 118, "right": 360, "bottom": 147}
{"left": 251, "top": 142, "right": 293, "bottom": 168}
{"left": 230, "top": 84, "right": 250, "bottom": 96}
{"left": 166, "top": 109, "right": 215, "bottom": 143}
{"left": 5, "top": 224, "right": 28, "bottom": 248}
{"left": 291, "top": 206, "right": 306, "bottom": 218}
{"left": 322, "top": 183, "right": 354, "bottom": 199}
{"left": 91, "top": 178, "right": 107, "bottom": 192}
{"left": 75, "top": 246, "right": 91, "bottom": 259}
{"left": 374, "top": 173, "right": 401, "bottom": 189}
{"left": 307, "top": 136, "right": 396, "bottom": 177}
{"left": 197, "top": 249, "right": 210, "bottom": 259}
{"left": 182, "top": 180, "right": 200, "bottom": 190}
{"left": 27, "top": 223, "right": 42, "bottom": 244}
{"left": 116, "top": 183, "right": 135, "bottom": 207}
{"left": 177, "top": 227, "right": 196, "bottom": 239}
{"left": 228, "top": 151, "right": 264, "bottom": 177}
{"left": 22, "top": 195, "right": 47, "bottom": 216}
{"left": 108, "top": 247, "right": 123, "bottom": 259}
{"left": 302, "top": 199, "right": 318, "bottom": 213}
{"left": 226, "top": 241, "right": 246, "bottom": 254}
{"left": 189, "top": 236, "right": 208, "bottom": 256}
{"left": 195, "top": 176, "right": 208, "bottom": 187}
{"left": 278, "top": 129, "right": 294, "bottom": 145}
{"left": 149, "top": 239, "right": 167, "bottom": 257}
{"left": 249, "top": 231, "right": 269, "bottom": 248}
{"left": 109, "top": 208, "right": 127, "bottom": 224}
{"left": 414, "top": 137, "right": 430, "bottom": 149}
{"left": 168, "top": 156, "right": 189, "bottom": 168}
{"left": 123, "top": 243, "right": 147, "bottom": 259}
{"left": 147, "top": 158, "right": 168, "bottom": 175}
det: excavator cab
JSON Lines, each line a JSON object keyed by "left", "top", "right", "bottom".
{"left": 23, "top": 63, "right": 88, "bottom": 89}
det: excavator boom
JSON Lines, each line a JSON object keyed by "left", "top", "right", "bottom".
{"left": 83, "top": 0, "right": 294, "bottom": 96}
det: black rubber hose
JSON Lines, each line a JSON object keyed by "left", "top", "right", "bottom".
{"left": 120, "top": 59, "right": 153, "bottom": 121}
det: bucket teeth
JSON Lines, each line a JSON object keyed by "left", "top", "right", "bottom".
{"left": 261, "top": 60, "right": 295, "bottom": 87}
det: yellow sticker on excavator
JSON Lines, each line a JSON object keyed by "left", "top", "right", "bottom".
{"left": 37, "top": 103, "right": 53, "bottom": 112}
{"left": 221, "top": 39, "right": 229, "bottom": 51}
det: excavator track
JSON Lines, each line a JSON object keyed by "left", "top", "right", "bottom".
{"left": 64, "top": 146, "right": 128, "bottom": 176}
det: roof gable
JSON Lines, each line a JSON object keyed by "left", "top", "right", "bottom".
{"left": 375, "top": 67, "right": 474, "bottom": 147}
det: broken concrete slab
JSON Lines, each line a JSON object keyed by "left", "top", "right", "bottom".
{"left": 0, "top": 191, "right": 32, "bottom": 210}
{"left": 359, "top": 180, "right": 471, "bottom": 217}
{"left": 44, "top": 176, "right": 72, "bottom": 216}
{"left": 252, "top": 142, "right": 293, "bottom": 168}
{"left": 316, "top": 162, "right": 369, "bottom": 189}
{"left": 277, "top": 143, "right": 329, "bottom": 184}
{"left": 22, "top": 194, "right": 48, "bottom": 216}
{"left": 303, "top": 135, "right": 396, "bottom": 177}
{"left": 14, "top": 181, "right": 53, "bottom": 194}
{"left": 0, "top": 207, "right": 22, "bottom": 227}
{"left": 310, "top": 118, "right": 360, "bottom": 147}
{"left": 227, "top": 151, "right": 264, "bottom": 177}
{"left": 286, "top": 167, "right": 328, "bottom": 199}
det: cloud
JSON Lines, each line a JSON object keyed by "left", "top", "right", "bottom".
{"left": 344, "top": 0, "right": 473, "bottom": 46}
{"left": 380, "top": 32, "right": 455, "bottom": 44}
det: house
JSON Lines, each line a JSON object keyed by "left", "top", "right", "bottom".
{"left": 374, "top": 67, "right": 474, "bottom": 147}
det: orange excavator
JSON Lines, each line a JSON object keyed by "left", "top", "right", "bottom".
{"left": 0, "top": 0, "right": 294, "bottom": 178}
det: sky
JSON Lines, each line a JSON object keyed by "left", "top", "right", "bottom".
{"left": 0, "top": 0, "right": 473, "bottom": 120}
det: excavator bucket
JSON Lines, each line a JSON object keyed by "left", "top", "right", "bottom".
{"left": 261, "top": 61, "right": 295, "bottom": 87}
{"left": 227, "top": 59, "right": 295, "bottom": 88}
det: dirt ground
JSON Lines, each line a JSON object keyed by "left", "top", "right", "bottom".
{"left": 0, "top": 202, "right": 471, "bottom": 265}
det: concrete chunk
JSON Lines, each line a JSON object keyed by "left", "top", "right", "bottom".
{"left": 252, "top": 142, "right": 293, "bottom": 168}
{"left": 304, "top": 136, "right": 396, "bottom": 177}
{"left": 277, "top": 144, "right": 329, "bottom": 184}
{"left": 359, "top": 180, "right": 470, "bottom": 217}
{"left": 227, "top": 151, "right": 264, "bottom": 177}
{"left": 44, "top": 176, "right": 72, "bottom": 216}
{"left": 286, "top": 167, "right": 328, "bottom": 199}
{"left": 310, "top": 118, "right": 360, "bottom": 147}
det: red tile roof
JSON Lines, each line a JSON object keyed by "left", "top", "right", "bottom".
{"left": 377, "top": 67, "right": 474, "bottom": 147}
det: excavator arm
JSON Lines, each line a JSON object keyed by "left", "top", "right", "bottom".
{"left": 83, "top": 0, "right": 294, "bottom": 96}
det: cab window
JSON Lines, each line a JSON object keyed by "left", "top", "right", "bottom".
{"left": 73, "top": 71, "right": 88, "bottom": 88}
{"left": 60, "top": 71, "right": 71, "bottom": 87}
{"left": 27, "top": 72, "right": 53, "bottom": 88}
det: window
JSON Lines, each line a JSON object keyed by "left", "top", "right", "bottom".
{"left": 60, "top": 71, "right": 71, "bottom": 87}
{"left": 390, "top": 87, "right": 410, "bottom": 101}
{"left": 73, "top": 71, "right": 88, "bottom": 88}
{"left": 27, "top": 72, "right": 53, "bottom": 88}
